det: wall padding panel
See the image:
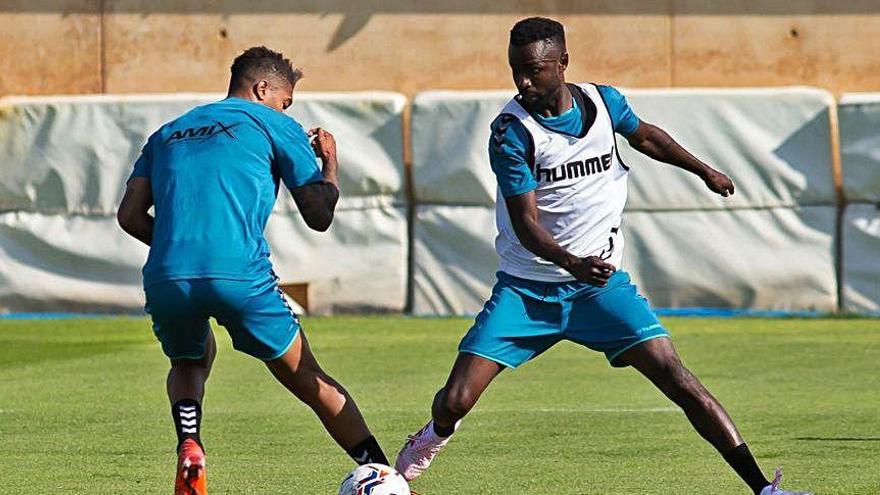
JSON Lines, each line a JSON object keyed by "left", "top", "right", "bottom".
{"left": 0, "top": 93, "right": 407, "bottom": 313}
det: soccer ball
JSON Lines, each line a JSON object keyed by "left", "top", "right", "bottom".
{"left": 338, "top": 463, "right": 411, "bottom": 495}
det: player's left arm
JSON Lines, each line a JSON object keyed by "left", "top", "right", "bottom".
{"left": 625, "top": 121, "right": 735, "bottom": 197}
{"left": 117, "top": 177, "right": 154, "bottom": 246}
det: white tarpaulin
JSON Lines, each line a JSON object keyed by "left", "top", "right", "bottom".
{"left": 842, "top": 204, "right": 880, "bottom": 312}
{"left": 411, "top": 88, "right": 839, "bottom": 315}
{"left": 266, "top": 203, "right": 408, "bottom": 314}
{"left": 0, "top": 212, "right": 147, "bottom": 312}
{"left": 0, "top": 92, "right": 406, "bottom": 213}
{"left": 412, "top": 205, "right": 837, "bottom": 315}
{"left": 0, "top": 206, "right": 407, "bottom": 314}
{"left": 0, "top": 93, "right": 407, "bottom": 314}
{"left": 619, "top": 88, "right": 836, "bottom": 210}
{"left": 412, "top": 205, "right": 497, "bottom": 315}
{"left": 411, "top": 87, "right": 836, "bottom": 209}
{"left": 411, "top": 91, "right": 509, "bottom": 206}
{"left": 839, "top": 93, "right": 880, "bottom": 203}
{"left": 621, "top": 207, "right": 836, "bottom": 311}
{"left": 838, "top": 93, "right": 880, "bottom": 312}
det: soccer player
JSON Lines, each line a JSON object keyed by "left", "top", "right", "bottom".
{"left": 395, "top": 18, "right": 810, "bottom": 495}
{"left": 117, "top": 47, "right": 389, "bottom": 495}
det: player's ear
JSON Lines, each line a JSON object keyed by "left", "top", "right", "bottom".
{"left": 254, "top": 79, "right": 269, "bottom": 101}
{"left": 559, "top": 51, "right": 569, "bottom": 72}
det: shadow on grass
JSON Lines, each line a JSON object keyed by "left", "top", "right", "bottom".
{"left": 0, "top": 340, "right": 144, "bottom": 369}
{"left": 795, "top": 437, "right": 880, "bottom": 442}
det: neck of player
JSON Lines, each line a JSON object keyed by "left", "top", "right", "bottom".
{"left": 531, "top": 84, "right": 573, "bottom": 118}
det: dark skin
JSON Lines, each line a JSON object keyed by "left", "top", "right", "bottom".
{"left": 427, "top": 38, "right": 757, "bottom": 491}
{"left": 118, "top": 73, "right": 376, "bottom": 455}
{"left": 505, "top": 39, "right": 734, "bottom": 287}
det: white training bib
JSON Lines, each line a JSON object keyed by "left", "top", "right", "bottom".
{"left": 495, "top": 83, "right": 629, "bottom": 282}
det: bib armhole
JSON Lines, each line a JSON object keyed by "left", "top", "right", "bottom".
{"left": 590, "top": 83, "right": 631, "bottom": 172}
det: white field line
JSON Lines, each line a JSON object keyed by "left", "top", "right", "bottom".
{"left": 373, "top": 406, "right": 680, "bottom": 413}
{"left": 482, "top": 406, "right": 681, "bottom": 413}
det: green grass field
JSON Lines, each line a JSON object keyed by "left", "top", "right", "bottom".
{"left": 1, "top": 316, "right": 878, "bottom": 494}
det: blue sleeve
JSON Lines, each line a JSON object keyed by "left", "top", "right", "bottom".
{"left": 271, "top": 120, "right": 324, "bottom": 189}
{"left": 488, "top": 115, "right": 538, "bottom": 198}
{"left": 597, "top": 85, "right": 640, "bottom": 136}
{"left": 128, "top": 138, "right": 153, "bottom": 181}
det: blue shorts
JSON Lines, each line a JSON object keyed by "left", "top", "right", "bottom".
{"left": 459, "top": 270, "right": 668, "bottom": 368}
{"left": 144, "top": 272, "right": 300, "bottom": 361}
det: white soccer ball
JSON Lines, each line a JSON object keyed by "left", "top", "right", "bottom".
{"left": 338, "top": 463, "right": 411, "bottom": 495}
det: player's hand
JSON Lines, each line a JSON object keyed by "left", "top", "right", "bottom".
{"left": 308, "top": 127, "right": 337, "bottom": 162}
{"left": 703, "top": 168, "right": 735, "bottom": 197}
{"left": 567, "top": 256, "right": 616, "bottom": 287}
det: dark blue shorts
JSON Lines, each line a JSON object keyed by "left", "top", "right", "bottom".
{"left": 145, "top": 273, "right": 300, "bottom": 361}
{"left": 459, "top": 270, "right": 668, "bottom": 368}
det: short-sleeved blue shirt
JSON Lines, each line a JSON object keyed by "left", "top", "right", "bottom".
{"left": 489, "top": 85, "right": 639, "bottom": 198}
{"left": 130, "top": 97, "right": 323, "bottom": 287}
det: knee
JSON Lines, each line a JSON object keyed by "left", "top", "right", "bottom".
{"left": 438, "top": 385, "right": 479, "bottom": 418}
{"left": 171, "top": 356, "right": 212, "bottom": 374}
{"left": 174, "top": 338, "right": 216, "bottom": 372}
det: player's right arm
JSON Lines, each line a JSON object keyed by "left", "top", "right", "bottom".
{"left": 490, "top": 115, "right": 614, "bottom": 286}
{"left": 117, "top": 140, "right": 155, "bottom": 246}
{"left": 273, "top": 122, "right": 340, "bottom": 232}
{"left": 504, "top": 192, "right": 615, "bottom": 286}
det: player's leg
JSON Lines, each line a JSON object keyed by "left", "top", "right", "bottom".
{"left": 616, "top": 337, "right": 809, "bottom": 495}
{"left": 167, "top": 337, "right": 214, "bottom": 495}
{"left": 566, "top": 271, "right": 738, "bottom": 450}
{"left": 212, "top": 274, "right": 388, "bottom": 466}
{"left": 397, "top": 272, "right": 562, "bottom": 481}
{"left": 167, "top": 329, "right": 216, "bottom": 451}
{"left": 617, "top": 338, "right": 744, "bottom": 452}
{"left": 564, "top": 270, "right": 805, "bottom": 494}
{"left": 145, "top": 280, "right": 212, "bottom": 495}
{"left": 395, "top": 353, "right": 504, "bottom": 481}
{"left": 395, "top": 353, "right": 505, "bottom": 483}
{"left": 167, "top": 329, "right": 216, "bottom": 406}
{"left": 265, "top": 330, "right": 388, "bottom": 465}
{"left": 431, "top": 352, "right": 505, "bottom": 434}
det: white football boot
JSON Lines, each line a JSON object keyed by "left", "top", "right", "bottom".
{"left": 394, "top": 420, "right": 459, "bottom": 481}
{"left": 759, "top": 468, "right": 812, "bottom": 495}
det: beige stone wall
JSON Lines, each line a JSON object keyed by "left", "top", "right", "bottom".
{"left": 1, "top": 1, "right": 879, "bottom": 97}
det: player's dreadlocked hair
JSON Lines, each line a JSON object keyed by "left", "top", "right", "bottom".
{"left": 230, "top": 46, "right": 303, "bottom": 89}
{"left": 509, "top": 17, "right": 566, "bottom": 47}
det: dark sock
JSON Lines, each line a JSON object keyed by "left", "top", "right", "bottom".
{"left": 432, "top": 421, "right": 455, "bottom": 438}
{"left": 722, "top": 443, "right": 770, "bottom": 494}
{"left": 172, "top": 399, "right": 203, "bottom": 452}
{"left": 347, "top": 435, "right": 389, "bottom": 465}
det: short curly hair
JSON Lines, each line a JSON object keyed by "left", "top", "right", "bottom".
{"left": 230, "top": 46, "right": 302, "bottom": 89}
{"left": 510, "top": 17, "right": 566, "bottom": 48}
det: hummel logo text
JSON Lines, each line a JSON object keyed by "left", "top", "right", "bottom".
{"left": 535, "top": 149, "right": 614, "bottom": 183}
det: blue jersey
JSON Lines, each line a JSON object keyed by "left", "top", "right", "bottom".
{"left": 489, "top": 84, "right": 639, "bottom": 198}
{"left": 130, "top": 97, "right": 323, "bottom": 288}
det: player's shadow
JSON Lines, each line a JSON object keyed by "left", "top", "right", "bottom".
{"left": 771, "top": 107, "right": 837, "bottom": 208}
{"left": 771, "top": 106, "right": 842, "bottom": 308}
{"left": 795, "top": 437, "right": 880, "bottom": 442}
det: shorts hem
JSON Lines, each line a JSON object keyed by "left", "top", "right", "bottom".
{"left": 607, "top": 333, "right": 669, "bottom": 367}
{"left": 458, "top": 348, "right": 518, "bottom": 369}
{"left": 166, "top": 349, "right": 208, "bottom": 361}
{"left": 261, "top": 324, "right": 301, "bottom": 362}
